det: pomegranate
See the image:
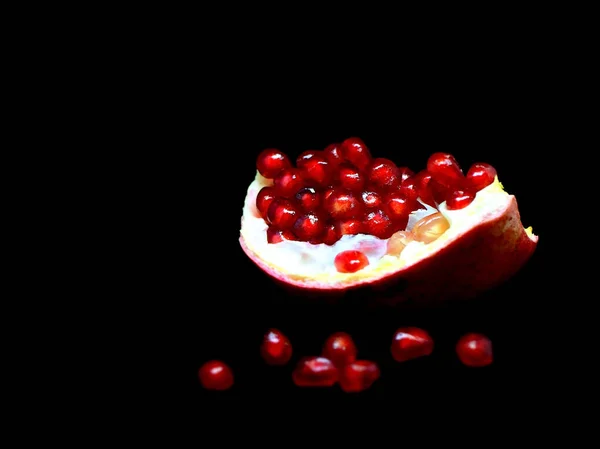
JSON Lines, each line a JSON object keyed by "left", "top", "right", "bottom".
{"left": 338, "top": 360, "right": 380, "bottom": 393}
{"left": 391, "top": 327, "right": 434, "bottom": 362}
{"left": 292, "top": 356, "right": 339, "bottom": 387}
{"left": 322, "top": 332, "right": 357, "bottom": 368}
{"left": 260, "top": 328, "right": 293, "bottom": 365}
{"left": 239, "top": 137, "right": 538, "bottom": 304}
{"left": 456, "top": 333, "right": 493, "bottom": 367}
{"left": 198, "top": 360, "right": 234, "bottom": 391}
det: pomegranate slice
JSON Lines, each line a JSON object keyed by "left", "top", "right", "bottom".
{"left": 391, "top": 327, "right": 434, "bottom": 362}
{"left": 335, "top": 250, "right": 369, "bottom": 273}
{"left": 198, "top": 360, "right": 234, "bottom": 390}
{"left": 292, "top": 356, "right": 339, "bottom": 387}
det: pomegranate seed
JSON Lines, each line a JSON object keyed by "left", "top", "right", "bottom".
{"left": 293, "top": 212, "right": 325, "bottom": 241}
{"left": 302, "top": 155, "right": 333, "bottom": 188}
{"left": 323, "top": 143, "right": 344, "bottom": 168}
{"left": 363, "top": 208, "right": 393, "bottom": 239}
{"left": 391, "top": 327, "right": 434, "bottom": 362}
{"left": 446, "top": 189, "right": 475, "bottom": 210}
{"left": 256, "top": 148, "right": 292, "bottom": 179}
{"left": 260, "top": 328, "right": 293, "bottom": 365}
{"left": 338, "top": 163, "right": 366, "bottom": 192}
{"left": 322, "top": 185, "right": 335, "bottom": 202}
{"left": 426, "top": 152, "right": 465, "bottom": 189}
{"left": 367, "top": 157, "right": 402, "bottom": 192}
{"left": 339, "top": 360, "right": 380, "bottom": 393}
{"left": 386, "top": 230, "right": 414, "bottom": 255}
{"left": 296, "top": 150, "right": 320, "bottom": 168}
{"left": 384, "top": 191, "right": 415, "bottom": 222}
{"left": 198, "top": 360, "right": 234, "bottom": 390}
{"left": 340, "top": 137, "right": 372, "bottom": 171}
{"left": 267, "top": 199, "right": 299, "bottom": 230}
{"left": 294, "top": 187, "right": 321, "bottom": 212}
{"left": 292, "top": 356, "right": 339, "bottom": 387}
{"left": 322, "top": 332, "right": 357, "bottom": 368}
{"left": 267, "top": 227, "right": 297, "bottom": 243}
{"left": 456, "top": 333, "right": 493, "bottom": 367}
{"left": 361, "top": 190, "right": 382, "bottom": 208}
{"left": 411, "top": 211, "right": 450, "bottom": 243}
{"left": 400, "top": 171, "right": 436, "bottom": 208}
{"left": 335, "top": 219, "right": 363, "bottom": 236}
{"left": 256, "top": 186, "right": 277, "bottom": 220}
{"left": 466, "top": 162, "right": 497, "bottom": 192}
{"left": 334, "top": 250, "right": 369, "bottom": 273}
{"left": 398, "top": 166, "right": 414, "bottom": 182}
{"left": 273, "top": 168, "right": 305, "bottom": 198}
{"left": 321, "top": 224, "right": 340, "bottom": 245}
{"left": 324, "top": 188, "right": 364, "bottom": 220}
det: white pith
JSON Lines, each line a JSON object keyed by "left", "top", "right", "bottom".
{"left": 240, "top": 171, "right": 531, "bottom": 283}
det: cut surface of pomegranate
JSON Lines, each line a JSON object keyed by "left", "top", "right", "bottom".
{"left": 240, "top": 138, "right": 538, "bottom": 303}
{"left": 198, "top": 360, "right": 234, "bottom": 391}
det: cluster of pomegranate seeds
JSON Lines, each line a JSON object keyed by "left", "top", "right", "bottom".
{"left": 255, "top": 139, "right": 498, "bottom": 249}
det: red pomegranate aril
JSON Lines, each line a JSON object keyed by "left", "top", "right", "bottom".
{"left": 321, "top": 224, "right": 340, "bottom": 245}
{"left": 340, "top": 136, "right": 372, "bottom": 171}
{"left": 338, "top": 163, "right": 366, "bottom": 192}
{"left": 413, "top": 171, "right": 437, "bottom": 208}
{"left": 398, "top": 166, "right": 415, "bottom": 182}
{"left": 364, "top": 208, "right": 393, "bottom": 239}
{"left": 335, "top": 219, "right": 363, "bottom": 236}
{"left": 339, "top": 360, "right": 380, "bottom": 393}
{"left": 466, "top": 162, "right": 497, "bottom": 192}
{"left": 446, "top": 189, "right": 475, "bottom": 210}
{"left": 256, "top": 186, "right": 277, "bottom": 219}
{"left": 198, "top": 360, "right": 234, "bottom": 390}
{"left": 368, "top": 158, "right": 402, "bottom": 192}
{"left": 302, "top": 155, "right": 334, "bottom": 188}
{"left": 323, "top": 142, "right": 344, "bottom": 168}
{"left": 296, "top": 150, "right": 320, "bottom": 168}
{"left": 294, "top": 187, "right": 321, "bottom": 212}
{"left": 384, "top": 191, "right": 414, "bottom": 222}
{"left": 391, "top": 327, "right": 434, "bottom": 362}
{"left": 456, "top": 333, "right": 493, "bottom": 367}
{"left": 324, "top": 188, "right": 364, "bottom": 220}
{"left": 293, "top": 212, "right": 325, "bottom": 241}
{"left": 292, "top": 356, "right": 339, "bottom": 387}
{"left": 334, "top": 250, "right": 369, "bottom": 273}
{"left": 273, "top": 168, "right": 305, "bottom": 198}
{"left": 260, "top": 328, "right": 293, "bottom": 365}
{"left": 427, "top": 152, "right": 465, "bottom": 189}
{"left": 411, "top": 211, "right": 450, "bottom": 243}
{"left": 256, "top": 148, "right": 292, "bottom": 179}
{"left": 361, "top": 190, "right": 382, "bottom": 208}
{"left": 267, "top": 199, "right": 299, "bottom": 230}
{"left": 266, "top": 227, "right": 297, "bottom": 243}
{"left": 322, "top": 332, "right": 357, "bottom": 368}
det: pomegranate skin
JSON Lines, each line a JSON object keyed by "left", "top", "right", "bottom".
{"left": 240, "top": 173, "right": 538, "bottom": 305}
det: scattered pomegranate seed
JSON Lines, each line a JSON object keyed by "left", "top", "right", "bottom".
{"left": 411, "top": 211, "right": 450, "bottom": 244}
{"left": 267, "top": 199, "right": 299, "bottom": 230}
{"left": 367, "top": 157, "right": 402, "bottom": 192}
{"left": 391, "top": 327, "right": 434, "bottom": 362}
{"left": 338, "top": 163, "right": 366, "bottom": 192}
{"left": 292, "top": 356, "right": 339, "bottom": 387}
{"left": 266, "top": 227, "right": 297, "bottom": 243}
{"left": 456, "top": 333, "right": 493, "bottom": 367}
{"left": 256, "top": 148, "right": 292, "bottom": 179}
{"left": 446, "top": 189, "right": 475, "bottom": 210}
{"left": 334, "top": 250, "right": 369, "bottom": 273}
{"left": 294, "top": 187, "right": 321, "bottom": 212}
{"left": 426, "top": 152, "right": 465, "bottom": 189}
{"left": 198, "top": 360, "right": 234, "bottom": 391}
{"left": 293, "top": 212, "right": 326, "bottom": 241}
{"left": 340, "top": 136, "right": 372, "bottom": 171}
{"left": 256, "top": 186, "right": 277, "bottom": 220}
{"left": 260, "top": 328, "right": 293, "bottom": 365}
{"left": 338, "top": 360, "right": 380, "bottom": 393}
{"left": 273, "top": 168, "right": 305, "bottom": 198}
{"left": 466, "top": 162, "right": 497, "bottom": 192}
{"left": 322, "top": 332, "right": 357, "bottom": 368}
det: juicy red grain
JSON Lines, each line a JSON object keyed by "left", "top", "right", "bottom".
{"left": 292, "top": 356, "right": 339, "bottom": 387}
{"left": 340, "top": 137, "right": 372, "bottom": 171}
{"left": 256, "top": 186, "right": 277, "bottom": 219}
{"left": 361, "top": 190, "right": 382, "bottom": 208}
{"left": 338, "top": 163, "right": 366, "bottom": 192}
{"left": 398, "top": 166, "right": 415, "bottom": 182}
{"left": 391, "top": 327, "right": 434, "bottom": 362}
{"left": 302, "top": 155, "right": 333, "bottom": 188}
{"left": 294, "top": 187, "right": 321, "bottom": 212}
{"left": 339, "top": 360, "right": 380, "bottom": 393}
{"left": 427, "top": 152, "right": 465, "bottom": 189}
{"left": 335, "top": 219, "right": 363, "bottom": 236}
{"left": 401, "top": 170, "right": 436, "bottom": 208}
{"left": 273, "top": 168, "right": 305, "bottom": 198}
{"left": 256, "top": 148, "right": 292, "bottom": 179}
{"left": 456, "top": 333, "right": 493, "bottom": 367}
{"left": 267, "top": 199, "right": 299, "bottom": 229}
{"left": 367, "top": 158, "right": 402, "bottom": 191}
{"left": 322, "top": 332, "right": 357, "bottom": 368}
{"left": 446, "top": 189, "right": 475, "bottom": 210}
{"left": 198, "top": 360, "right": 234, "bottom": 390}
{"left": 260, "top": 328, "right": 293, "bottom": 365}
{"left": 293, "top": 212, "right": 325, "bottom": 241}
{"left": 296, "top": 150, "right": 320, "bottom": 168}
{"left": 364, "top": 208, "right": 393, "bottom": 239}
{"left": 266, "top": 227, "right": 297, "bottom": 243}
{"left": 323, "top": 143, "right": 344, "bottom": 168}
{"left": 321, "top": 224, "right": 340, "bottom": 245}
{"left": 466, "top": 162, "right": 497, "bottom": 192}
{"left": 384, "top": 191, "right": 415, "bottom": 222}
{"left": 334, "top": 250, "right": 369, "bottom": 273}
{"left": 324, "top": 188, "right": 364, "bottom": 220}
